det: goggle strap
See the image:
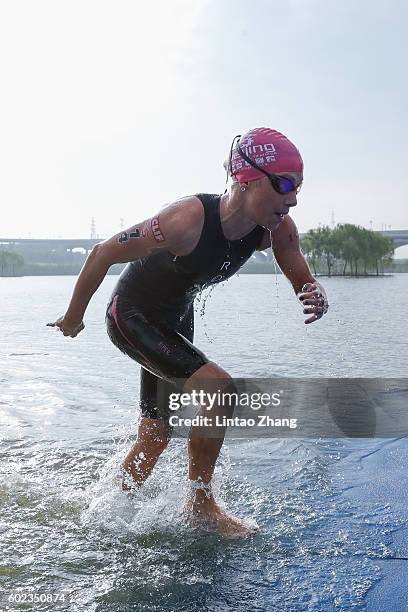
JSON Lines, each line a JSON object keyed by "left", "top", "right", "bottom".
{"left": 227, "top": 134, "right": 242, "bottom": 183}
{"left": 230, "top": 136, "right": 298, "bottom": 194}
{"left": 236, "top": 142, "right": 272, "bottom": 180}
{"left": 237, "top": 141, "right": 297, "bottom": 193}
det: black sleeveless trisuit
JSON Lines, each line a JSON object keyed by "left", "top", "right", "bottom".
{"left": 105, "top": 193, "right": 264, "bottom": 419}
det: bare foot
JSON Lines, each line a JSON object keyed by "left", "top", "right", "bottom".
{"left": 112, "top": 467, "right": 139, "bottom": 492}
{"left": 184, "top": 497, "right": 258, "bottom": 538}
{"left": 112, "top": 474, "right": 132, "bottom": 492}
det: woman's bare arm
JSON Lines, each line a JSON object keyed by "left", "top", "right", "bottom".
{"left": 271, "top": 216, "right": 329, "bottom": 323}
{"left": 47, "top": 197, "right": 203, "bottom": 336}
{"left": 271, "top": 215, "right": 315, "bottom": 294}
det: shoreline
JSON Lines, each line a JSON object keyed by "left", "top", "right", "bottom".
{"left": 1, "top": 269, "right": 406, "bottom": 278}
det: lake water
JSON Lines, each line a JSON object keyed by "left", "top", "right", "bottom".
{"left": 1, "top": 273, "right": 408, "bottom": 611}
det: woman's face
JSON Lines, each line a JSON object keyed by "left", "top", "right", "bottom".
{"left": 246, "top": 171, "right": 303, "bottom": 230}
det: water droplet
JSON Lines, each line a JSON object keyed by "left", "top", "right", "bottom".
{"left": 269, "top": 230, "right": 279, "bottom": 323}
{"left": 194, "top": 282, "right": 224, "bottom": 344}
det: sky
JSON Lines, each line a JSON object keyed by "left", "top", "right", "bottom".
{"left": 1, "top": 0, "right": 407, "bottom": 254}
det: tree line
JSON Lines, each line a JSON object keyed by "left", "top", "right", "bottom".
{"left": 0, "top": 250, "right": 25, "bottom": 276}
{"left": 0, "top": 226, "right": 398, "bottom": 277}
{"left": 300, "top": 224, "right": 395, "bottom": 276}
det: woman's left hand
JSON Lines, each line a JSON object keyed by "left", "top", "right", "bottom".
{"left": 298, "top": 282, "right": 329, "bottom": 324}
{"left": 47, "top": 315, "right": 85, "bottom": 337}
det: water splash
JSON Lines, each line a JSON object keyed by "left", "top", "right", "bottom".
{"left": 194, "top": 283, "right": 222, "bottom": 344}
{"left": 269, "top": 230, "right": 279, "bottom": 322}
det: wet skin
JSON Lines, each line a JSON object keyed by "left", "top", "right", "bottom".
{"left": 47, "top": 172, "right": 329, "bottom": 537}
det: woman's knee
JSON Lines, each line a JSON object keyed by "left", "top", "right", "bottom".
{"left": 184, "top": 361, "right": 238, "bottom": 414}
{"left": 187, "top": 361, "right": 232, "bottom": 383}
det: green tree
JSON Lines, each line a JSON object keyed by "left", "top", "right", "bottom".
{"left": 302, "top": 224, "right": 394, "bottom": 276}
{"left": 0, "top": 250, "right": 25, "bottom": 276}
{"left": 301, "top": 229, "right": 323, "bottom": 275}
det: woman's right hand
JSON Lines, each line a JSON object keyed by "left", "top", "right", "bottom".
{"left": 47, "top": 315, "right": 85, "bottom": 338}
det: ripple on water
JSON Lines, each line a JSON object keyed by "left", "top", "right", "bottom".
{"left": 0, "top": 435, "right": 403, "bottom": 611}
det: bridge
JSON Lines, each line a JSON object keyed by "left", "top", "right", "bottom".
{"left": 1, "top": 230, "right": 407, "bottom": 262}
{"left": 375, "top": 230, "right": 408, "bottom": 248}
{"left": 0, "top": 238, "right": 100, "bottom": 263}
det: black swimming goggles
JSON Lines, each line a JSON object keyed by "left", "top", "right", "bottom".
{"left": 227, "top": 134, "right": 302, "bottom": 195}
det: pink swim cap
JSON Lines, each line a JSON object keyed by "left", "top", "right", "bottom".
{"left": 225, "top": 127, "right": 303, "bottom": 183}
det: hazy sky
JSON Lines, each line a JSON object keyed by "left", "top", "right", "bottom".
{"left": 1, "top": 0, "right": 407, "bottom": 254}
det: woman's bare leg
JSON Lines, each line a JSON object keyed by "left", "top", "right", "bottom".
{"left": 183, "top": 361, "right": 258, "bottom": 537}
{"left": 121, "top": 417, "right": 171, "bottom": 489}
